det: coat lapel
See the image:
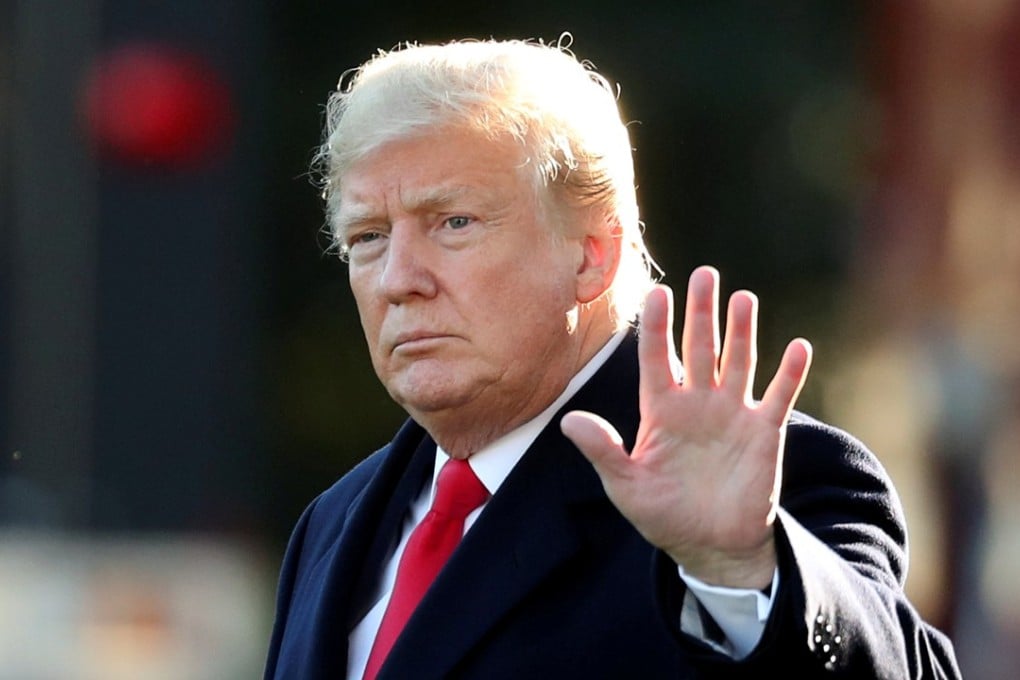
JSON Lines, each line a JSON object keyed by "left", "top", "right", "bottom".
{"left": 293, "top": 421, "right": 436, "bottom": 678}
{"left": 377, "top": 333, "right": 642, "bottom": 679}
{"left": 344, "top": 427, "right": 436, "bottom": 629}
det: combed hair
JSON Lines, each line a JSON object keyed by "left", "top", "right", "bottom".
{"left": 314, "top": 35, "right": 660, "bottom": 327}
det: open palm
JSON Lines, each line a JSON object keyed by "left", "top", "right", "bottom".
{"left": 561, "top": 266, "right": 812, "bottom": 589}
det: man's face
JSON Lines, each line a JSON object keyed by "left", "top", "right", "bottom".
{"left": 338, "top": 127, "right": 590, "bottom": 440}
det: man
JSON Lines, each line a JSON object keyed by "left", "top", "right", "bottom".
{"left": 265, "top": 38, "right": 961, "bottom": 678}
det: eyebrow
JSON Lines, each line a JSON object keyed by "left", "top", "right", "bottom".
{"left": 334, "top": 204, "right": 382, "bottom": 239}
{"left": 399, "top": 184, "right": 477, "bottom": 213}
{"left": 336, "top": 184, "right": 495, "bottom": 236}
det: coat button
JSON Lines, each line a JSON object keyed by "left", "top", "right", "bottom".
{"left": 811, "top": 613, "right": 842, "bottom": 670}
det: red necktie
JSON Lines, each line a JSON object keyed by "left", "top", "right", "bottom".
{"left": 362, "top": 458, "right": 489, "bottom": 680}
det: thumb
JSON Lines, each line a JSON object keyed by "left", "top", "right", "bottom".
{"left": 560, "top": 411, "right": 630, "bottom": 479}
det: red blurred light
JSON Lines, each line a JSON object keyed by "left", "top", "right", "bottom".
{"left": 82, "top": 44, "right": 235, "bottom": 168}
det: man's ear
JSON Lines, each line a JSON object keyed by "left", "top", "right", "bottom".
{"left": 575, "top": 220, "right": 622, "bottom": 304}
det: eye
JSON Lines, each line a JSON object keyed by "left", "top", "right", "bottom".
{"left": 340, "top": 229, "right": 387, "bottom": 263}
{"left": 344, "top": 230, "right": 386, "bottom": 251}
{"left": 445, "top": 215, "right": 473, "bottom": 230}
{"left": 352, "top": 231, "right": 384, "bottom": 244}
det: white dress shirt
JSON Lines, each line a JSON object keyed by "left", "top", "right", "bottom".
{"left": 347, "top": 332, "right": 774, "bottom": 677}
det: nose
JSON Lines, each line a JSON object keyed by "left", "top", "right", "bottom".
{"left": 378, "top": 223, "right": 438, "bottom": 303}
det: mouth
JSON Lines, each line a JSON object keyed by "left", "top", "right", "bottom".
{"left": 391, "top": 331, "right": 452, "bottom": 352}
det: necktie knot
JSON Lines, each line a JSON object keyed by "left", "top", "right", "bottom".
{"left": 432, "top": 458, "right": 489, "bottom": 517}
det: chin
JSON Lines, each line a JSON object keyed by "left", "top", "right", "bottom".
{"left": 386, "top": 375, "right": 476, "bottom": 416}
{"left": 382, "top": 358, "right": 501, "bottom": 417}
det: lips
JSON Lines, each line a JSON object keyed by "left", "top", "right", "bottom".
{"left": 391, "top": 331, "right": 450, "bottom": 351}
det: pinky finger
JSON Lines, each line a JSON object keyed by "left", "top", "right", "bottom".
{"left": 760, "top": 338, "right": 813, "bottom": 426}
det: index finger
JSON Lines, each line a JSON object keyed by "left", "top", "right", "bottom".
{"left": 638, "top": 285, "right": 680, "bottom": 399}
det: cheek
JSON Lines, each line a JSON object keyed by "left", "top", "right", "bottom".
{"left": 474, "top": 270, "right": 576, "bottom": 338}
{"left": 349, "top": 267, "right": 376, "bottom": 313}
{"left": 349, "top": 276, "right": 385, "bottom": 348}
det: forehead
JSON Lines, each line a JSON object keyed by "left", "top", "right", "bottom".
{"left": 335, "top": 128, "right": 537, "bottom": 217}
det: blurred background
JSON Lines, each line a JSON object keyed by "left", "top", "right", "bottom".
{"left": 2, "top": 0, "right": 1018, "bottom": 677}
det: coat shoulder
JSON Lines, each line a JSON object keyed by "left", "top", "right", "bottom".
{"left": 299, "top": 444, "right": 393, "bottom": 549}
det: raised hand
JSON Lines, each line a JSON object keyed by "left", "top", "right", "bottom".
{"left": 561, "top": 266, "right": 812, "bottom": 589}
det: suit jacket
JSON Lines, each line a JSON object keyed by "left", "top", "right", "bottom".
{"left": 265, "top": 334, "right": 961, "bottom": 679}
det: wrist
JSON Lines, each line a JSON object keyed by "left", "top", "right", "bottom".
{"left": 669, "top": 537, "right": 777, "bottom": 590}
